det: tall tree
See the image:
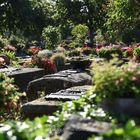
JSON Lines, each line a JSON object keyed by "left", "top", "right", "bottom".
{"left": 0, "top": 0, "right": 54, "bottom": 38}
{"left": 55, "top": 0, "right": 107, "bottom": 46}
{"left": 105, "top": 0, "right": 140, "bottom": 43}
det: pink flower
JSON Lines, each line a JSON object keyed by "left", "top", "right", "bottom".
{"left": 0, "top": 57, "right": 5, "bottom": 65}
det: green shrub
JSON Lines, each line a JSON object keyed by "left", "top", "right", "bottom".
{"left": 0, "top": 73, "right": 22, "bottom": 120}
{"left": 0, "top": 50, "right": 15, "bottom": 59}
{"left": 97, "top": 47, "right": 122, "bottom": 59}
{"left": 69, "top": 41, "right": 82, "bottom": 49}
{"left": 81, "top": 47, "right": 96, "bottom": 56}
{"left": 133, "top": 47, "right": 140, "bottom": 57}
{"left": 42, "top": 26, "right": 61, "bottom": 49}
{"left": 71, "top": 24, "right": 88, "bottom": 40}
{"left": 51, "top": 53, "right": 66, "bottom": 71}
{"left": 97, "top": 47, "right": 112, "bottom": 59}
{"left": 9, "top": 36, "right": 25, "bottom": 50}
{"left": 92, "top": 58, "right": 140, "bottom": 99}
{"left": 0, "top": 36, "right": 8, "bottom": 48}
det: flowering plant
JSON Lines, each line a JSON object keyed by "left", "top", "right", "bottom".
{"left": 27, "top": 46, "right": 42, "bottom": 55}
{"left": 92, "top": 58, "right": 140, "bottom": 99}
{"left": 0, "top": 73, "right": 22, "bottom": 120}
{"left": 30, "top": 55, "right": 56, "bottom": 74}
{"left": 39, "top": 57, "right": 57, "bottom": 74}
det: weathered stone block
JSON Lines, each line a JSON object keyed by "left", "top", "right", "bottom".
{"left": 0, "top": 67, "right": 45, "bottom": 91}
{"left": 62, "top": 117, "right": 111, "bottom": 140}
{"left": 22, "top": 85, "right": 91, "bottom": 118}
{"left": 27, "top": 70, "right": 92, "bottom": 101}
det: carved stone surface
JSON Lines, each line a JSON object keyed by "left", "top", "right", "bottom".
{"left": 45, "top": 85, "right": 91, "bottom": 101}
{"left": 0, "top": 67, "right": 45, "bottom": 91}
{"left": 22, "top": 85, "right": 91, "bottom": 118}
{"left": 27, "top": 70, "right": 92, "bottom": 101}
{"left": 62, "top": 117, "right": 111, "bottom": 140}
{"left": 22, "top": 97, "right": 61, "bottom": 119}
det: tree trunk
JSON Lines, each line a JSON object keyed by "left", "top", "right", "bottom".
{"left": 89, "top": 27, "right": 94, "bottom": 47}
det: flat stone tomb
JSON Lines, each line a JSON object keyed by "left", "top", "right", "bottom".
{"left": 22, "top": 85, "right": 91, "bottom": 118}
{"left": 0, "top": 67, "right": 45, "bottom": 91}
{"left": 62, "top": 117, "right": 111, "bottom": 140}
{"left": 45, "top": 85, "right": 91, "bottom": 101}
{"left": 27, "top": 69, "right": 92, "bottom": 101}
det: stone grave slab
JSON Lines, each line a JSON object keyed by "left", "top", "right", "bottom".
{"left": 22, "top": 85, "right": 91, "bottom": 118}
{"left": 62, "top": 117, "right": 111, "bottom": 140}
{"left": 0, "top": 67, "right": 45, "bottom": 91}
{"left": 45, "top": 85, "right": 91, "bottom": 101}
{"left": 27, "top": 70, "right": 92, "bottom": 101}
{"left": 69, "top": 57, "right": 92, "bottom": 70}
{"left": 22, "top": 97, "right": 61, "bottom": 119}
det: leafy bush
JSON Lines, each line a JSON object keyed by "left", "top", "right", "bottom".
{"left": 0, "top": 36, "right": 8, "bottom": 49}
{"left": 97, "top": 47, "right": 122, "bottom": 59}
{"left": 71, "top": 24, "right": 88, "bottom": 40}
{"left": 69, "top": 41, "right": 82, "bottom": 49}
{"left": 81, "top": 47, "right": 96, "bottom": 56}
{"left": 0, "top": 116, "right": 50, "bottom": 140}
{"left": 92, "top": 59, "right": 140, "bottom": 99}
{"left": 122, "top": 46, "right": 134, "bottom": 58}
{"left": 68, "top": 48, "right": 81, "bottom": 57}
{"left": 9, "top": 36, "right": 25, "bottom": 50}
{"left": 0, "top": 73, "right": 22, "bottom": 120}
{"left": 97, "top": 47, "right": 112, "bottom": 59}
{"left": 133, "top": 47, "right": 140, "bottom": 57}
{"left": 42, "top": 26, "right": 61, "bottom": 49}
{"left": 51, "top": 53, "right": 66, "bottom": 71}
{"left": 0, "top": 50, "right": 15, "bottom": 60}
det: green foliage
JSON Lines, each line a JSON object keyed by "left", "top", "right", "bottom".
{"left": 42, "top": 26, "right": 61, "bottom": 49}
{"left": 0, "top": 36, "right": 8, "bottom": 48}
{"left": 71, "top": 24, "right": 88, "bottom": 39}
{"left": 92, "top": 59, "right": 140, "bottom": 99}
{"left": 0, "top": 73, "right": 22, "bottom": 120}
{"left": 81, "top": 47, "right": 96, "bottom": 56}
{"left": 97, "top": 48, "right": 112, "bottom": 59}
{"left": 0, "top": 50, "right": 15, "bottom": 60}
{"left": 97, "top": 47, "right": 122, "bottom": 59}
{"left": 89, "top": 120, "right": 140, "bottom": 140}
{"left": 51, "top": 53, "right": 66, "bottom": 71}
{"left": 105, "top": 0, "right": 140, "bottom": 43}
{"left": 69, "top": 41, "right": 82, "bottom": 49}
{"left": 0, "top": 0, "right": 55, "bottom": 39}
{"left": 67, "top": 47, "right": 81, "bottom": 57}
{"left": 133, "top": 47, "right": 140, "bottom": 57}
{"left": 0, "top": 116, "right": 50, "bottom": 140}
{"left": 56, "top": 0, "right": 107, "bottom": 44}
{"left": 9, "top": 36, "right": 25, "bottom": 50}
